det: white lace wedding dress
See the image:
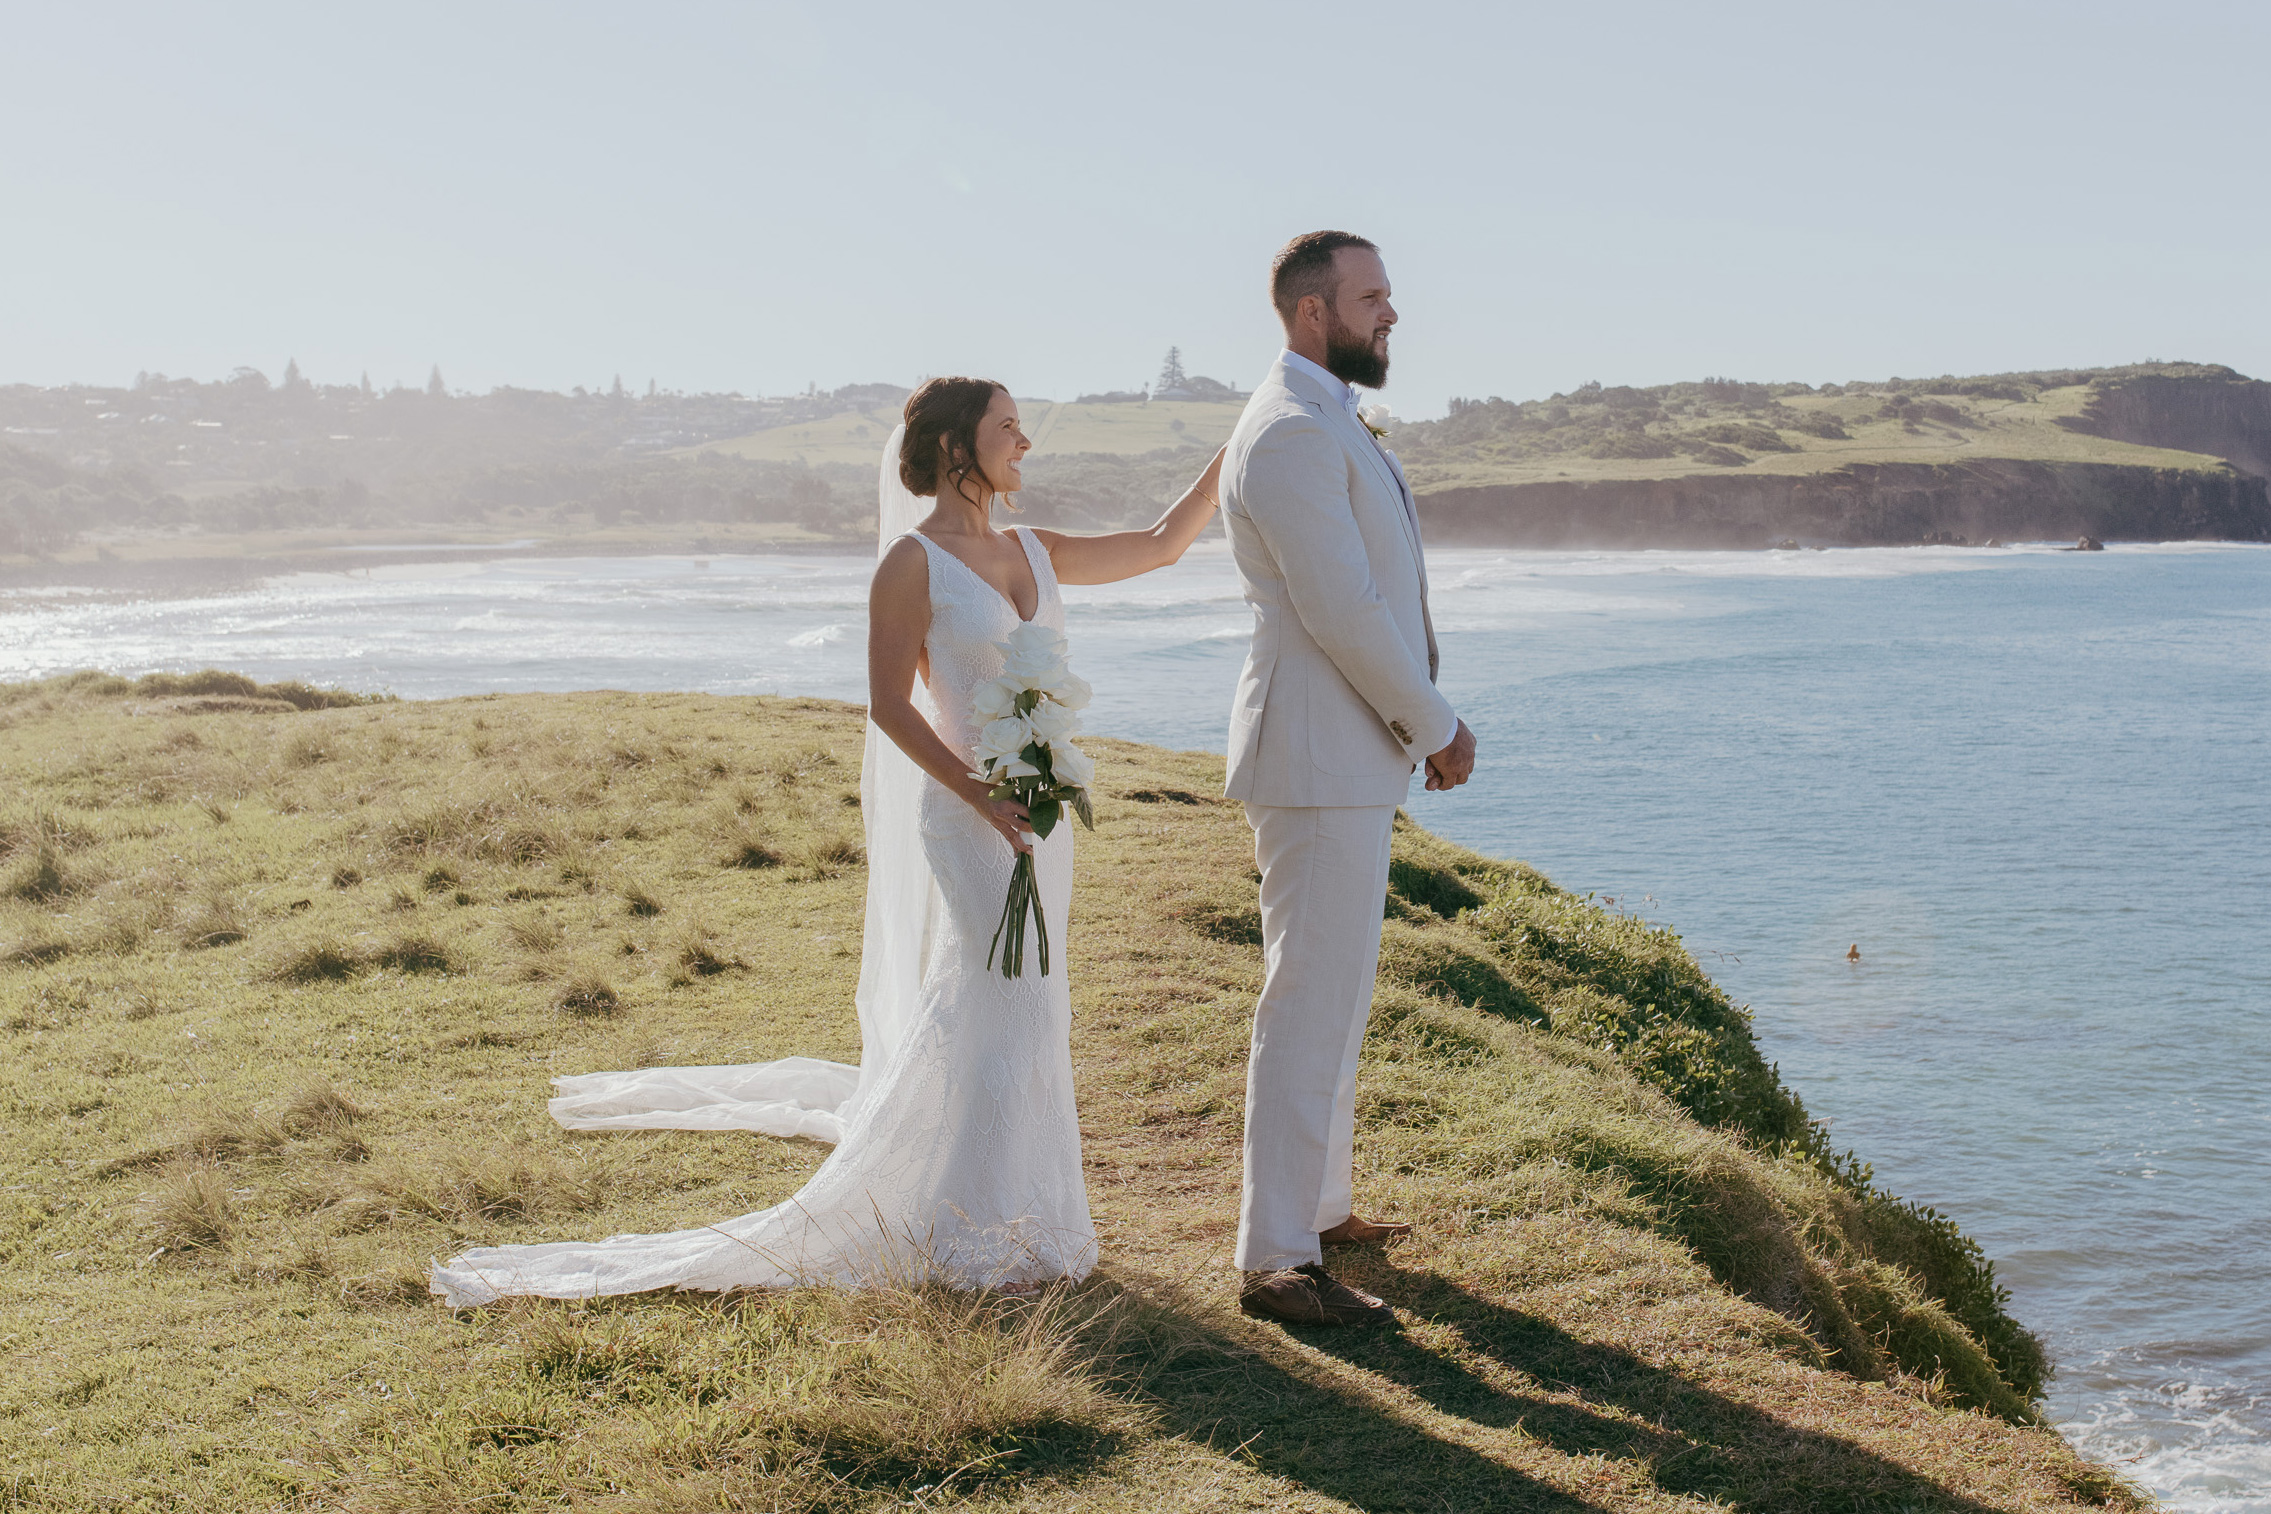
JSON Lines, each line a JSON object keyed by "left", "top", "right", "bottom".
{"left": 430, "top": 443, "right": 1093, "bottom": 1306}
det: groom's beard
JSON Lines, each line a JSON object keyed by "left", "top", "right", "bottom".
{"left": 1324, "top": 312, "right": 1390, "bottom": 390}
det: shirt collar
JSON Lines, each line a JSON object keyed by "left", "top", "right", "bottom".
{"left": 1278, "top": 348, "right": 1357, "bottom": 414}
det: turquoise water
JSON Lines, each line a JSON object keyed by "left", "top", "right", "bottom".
{"left": 6, "top": 541, "right": 2266, "bottom": 1507}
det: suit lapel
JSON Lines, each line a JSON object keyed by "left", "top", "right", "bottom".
{"left": 1336, "top": 404, "right": 1428, "bottom": 572}
{"left": 1277, "top": 364, "right": 1428, "bottom": 573}
{"left": 1381, "top": 448, "right": 1427, "bottom": 591}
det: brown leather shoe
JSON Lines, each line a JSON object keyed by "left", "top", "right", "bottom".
{"left": 1239, "top": 1263, "right": 1391, "bottom": 1326}
{"left": 1319, "top": 1214, "right": 1413, "bottom": 1246}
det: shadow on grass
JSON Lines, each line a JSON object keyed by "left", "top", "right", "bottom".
{"left": 1112, "top": 1266, "right": 2014, "bottom": 1514}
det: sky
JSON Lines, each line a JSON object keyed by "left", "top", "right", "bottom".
{"left": 4, "top": 0, "right": 2267, "bottom": 419}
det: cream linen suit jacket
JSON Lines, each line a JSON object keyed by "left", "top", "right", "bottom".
{"left": 1221, "top": 358, "right": 1457, "bottom": 808}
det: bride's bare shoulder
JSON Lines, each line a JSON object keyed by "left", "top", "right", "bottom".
{"left": 872, "top": 534, "right": 931, "bottom": 594}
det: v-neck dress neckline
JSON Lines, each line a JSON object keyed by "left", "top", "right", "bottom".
{"left": 911, "top": 526, "right": 1048, "bottom": 624}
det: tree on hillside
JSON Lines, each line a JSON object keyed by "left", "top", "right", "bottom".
{"left": 1157, "top": 347, "right": 1187, "bottom": 393}
{"left": 282, "top": 358, "right": 307, "bottom": 391}
{"left": 611, "top": 374, "right": 626, "bottom": 399}
{"left": 360, "top": 371, "right": 374, "bottom": 397}
{"left": 427, "top": 366, "right": 446, "bottom": 398}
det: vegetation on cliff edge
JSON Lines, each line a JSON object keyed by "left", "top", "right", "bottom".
{"left": 0, "top": 677, "right": 2130, "bottom": 1510}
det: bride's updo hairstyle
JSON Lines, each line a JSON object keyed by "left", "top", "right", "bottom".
{"left": 900, "top": 376, "right": 1010, "bottom": 503}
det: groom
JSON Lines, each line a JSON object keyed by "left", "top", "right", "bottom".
{"left": 1218, "top": 231, "right": 1477, "bottom": 1326}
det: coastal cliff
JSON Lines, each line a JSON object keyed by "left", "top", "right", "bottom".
{"left": 1418, "top": 456, "right": 2271, "bottom": 549}
{"left": 1395, "top": 361, "right": 2271, "bottom": 548}
{"left": 2061, "top": 368, "right": 2271, "bottom": 481}
{"left": 0, "top": 676, "right": 2137, "bottom": 1509}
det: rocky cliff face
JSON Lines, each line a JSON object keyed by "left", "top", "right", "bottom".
{"left": 1417, "top": 458, "right": 2271, "bottom": 549}
{"left": 2062, "top": 372, "right": 2271, "bottom": 481}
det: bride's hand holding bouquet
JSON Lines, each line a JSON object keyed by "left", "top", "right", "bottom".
{"left": 968, "top": 623, "right": 1096, "bottom": 977}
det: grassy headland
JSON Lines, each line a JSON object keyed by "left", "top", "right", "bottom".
{"left": 1385, "top": 366, "right": 2235, "bottom": 492}
{"left": 0, "top": 677, "right": 2136, "bottom": 1510}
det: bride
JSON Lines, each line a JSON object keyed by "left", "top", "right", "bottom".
{"left": 431, "top": 378, "right": 1224, "bottom": 1305}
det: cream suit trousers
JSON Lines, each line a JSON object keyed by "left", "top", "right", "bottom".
{"left": 1235, "top": 801, "right": 1398, "bottom": 1272}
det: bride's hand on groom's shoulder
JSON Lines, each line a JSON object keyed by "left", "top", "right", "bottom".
{"left": 1424, "top": 719, "right": 1477, "bottom": 792}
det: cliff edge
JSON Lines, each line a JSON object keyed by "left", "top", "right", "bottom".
{"left": 0, "top": 676, "right": 2139, "bottom": 1509}
{"left": 1401, "top": 363, "right": 2271, "bottom": 548}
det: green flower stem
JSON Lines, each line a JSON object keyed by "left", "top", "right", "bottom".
{"left": 987, "top": 851, "right": 1049, "bottom": 978}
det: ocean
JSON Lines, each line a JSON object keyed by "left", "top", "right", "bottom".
{"left": 6, "top": 539, "right": 2266, "bottom": 1509}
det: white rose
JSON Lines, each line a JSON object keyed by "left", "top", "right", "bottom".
{"left": 974, "top": 715, "right": 1032, "bottom": 767}
{"left": 1024, "top": 698, "right": 1081, "bottom": 745}
{"left": 999, "top": 756, "right": 1041, "bottom": 780}
{"left": 1050, "top": 741, "right": 1096, "bottom": 789}
{"left": 997, "top": 624, "right": 1070, "bottom": 685}
{"left": 1002, "top": 622, "right": 1067, "bottom": 659}
{"left": 1054, "top": 671, "right": 1093, "bottom": 711}
{"left": 971, "top": 677, "right": 1023, "bottom": 721}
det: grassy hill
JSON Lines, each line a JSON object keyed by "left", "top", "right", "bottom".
{"left": 1390, "top": 367, "right": 2238, "bottom": 495}
{"left": 0, "top": 677, "right": 2136, "bottom": 1511}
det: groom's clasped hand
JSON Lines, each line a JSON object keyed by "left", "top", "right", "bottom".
{"left": 430, "top": 228, "right": 1477, "bottom": 1323}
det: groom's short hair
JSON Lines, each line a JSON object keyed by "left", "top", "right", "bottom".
{"left": 1271, "top": 231, "right": 1378, "bottom": 326}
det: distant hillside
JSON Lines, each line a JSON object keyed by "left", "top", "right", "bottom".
{"left": 0, "top": 371, "right": 903, "bottom": 563}
{"left": 7, "top": 361, "right": 2267, "bottom": 563}
{"left": 1398, "top": 364, "right": 2271, "bottom": 547}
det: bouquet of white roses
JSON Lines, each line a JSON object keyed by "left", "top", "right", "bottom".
{"left": 970, "top": 623, "right": 1096, "bottom": 978}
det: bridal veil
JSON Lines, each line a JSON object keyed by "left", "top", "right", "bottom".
{"left": 543, "top": 427, "right": 939, "bottom": 1141}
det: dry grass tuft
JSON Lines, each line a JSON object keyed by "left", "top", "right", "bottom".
{"left": 722, "top": 833, "right": 782, "bottom": 870}
{"left": 760, "top": 1283, "right": 1144, "bottom": 1487}
{"left": 182, "top": 1105, "right": 293, "bottom": 1161}
{"left": 331, "top": 864, "right": 363, "bottom": 888}
{"left": 504, "top": 914, "right": 564, "bottom": 954}
{"left": 373, "top": 931, "right": 458, "bottom": 975}
{"left": 672, "top": 922, "right": 743, "bottom": 979}
{"left": 554, "top": 972, "right": 622, "bottom": 1017}
{"left": 141, "top": 1162, "right": 238, "bottom": 1251}
{"left": 268, "top": 937, "right": 363, "bottom": 982}
{"left": 180, "top": 886, "right": 249, "bottom": 948}
{"left": 5, "top": 839, "right": 69, "bottom": 901}
{"left": 794, "top": 833, "right": 864, "bottom": 880}
{"left": 621, "top": 882, "right": 665, "bottom": 917}
{"left": 282, "top": 1082, "right": 367, "bottom": 1135}
{"left": 344, "top": 1145, "right": 611, "bottom": 1227}
{"left": 4, "top": 933, "right": 72, "bottom": 965}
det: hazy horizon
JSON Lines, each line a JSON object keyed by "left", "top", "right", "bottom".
{"left": 7, "top": 1, "right": 2267, "bottom": 420}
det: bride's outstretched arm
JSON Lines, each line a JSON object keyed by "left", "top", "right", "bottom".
{"left": 1032, "top": 446, "right": 1224, "bottom": 585}
{"left": 868, "top": 538, "right": 1034, "bottom": 854}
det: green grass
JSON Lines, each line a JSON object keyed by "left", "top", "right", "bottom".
{"left": 0, "top": 678, "right": 2138, "bottom": 1511}
{"left": 1395, "top": 368, "right": 2232, "bottom": 494}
